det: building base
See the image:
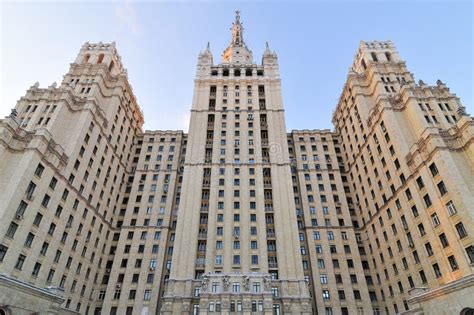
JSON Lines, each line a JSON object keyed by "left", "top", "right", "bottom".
{"left": 0, "top": 273, "right": 76, "bottom": 315}
{"left": 403, "top": 274, "right": 474, "bottom": 315}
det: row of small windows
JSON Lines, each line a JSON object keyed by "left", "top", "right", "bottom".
{"left": 210, "top": 68, "right": 264, "bottom": 77}
{"left": 361, "top": 51, "right": 392, "bottom": 69}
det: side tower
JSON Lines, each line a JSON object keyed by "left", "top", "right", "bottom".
{"left": 0, "top": 42, "right": 143, "bottom": 314}
{"left": 161, "top": 12, "right": 311, "bottom": 314}
{"left": 333, "top": 41, "right": 474, "bottom": 314}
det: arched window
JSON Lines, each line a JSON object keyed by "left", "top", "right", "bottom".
{"left": 108, "top": 60, "right": 115, "bottom": 72}
{"left": 361, "top": 59, "right": 367, "bottom": 70}
{"left": 97, "top": 53, "right": 105, "bottom": 64}
{"left": 84, "top": 54, "right": 90, "bottom": 63}
{"left": 385, "top": 52, "right": 392, "bottom": 61}
{"left": 371, "top": 52, "right": 378, "bottom": 62}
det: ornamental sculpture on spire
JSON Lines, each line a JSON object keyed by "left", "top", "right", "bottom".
{"left": 222, "top": 10, "right": 253, "bottom": 64}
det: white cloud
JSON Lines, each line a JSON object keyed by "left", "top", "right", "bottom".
{"left": 115, "top": 1, "right": 142, "bottom": 36}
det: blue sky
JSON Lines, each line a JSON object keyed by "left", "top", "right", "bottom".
{"left": 1, "top": 1, "right": 472, "bottom": 131}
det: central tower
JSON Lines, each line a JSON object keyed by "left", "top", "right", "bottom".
{"left": 160, "top": 12, "right": 312, "bottom": 314}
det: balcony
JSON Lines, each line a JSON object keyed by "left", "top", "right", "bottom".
{"left": 266, "top": 232, "right": 276, "bottom": 238}
{"left": 268, "top": 262, "right": 278, "bottom": 268}
{"left": 198, "top": 232, "right": 208, "bottom": 239}
{"left": 195, "top": 260, "right": 205, "bottom": 268}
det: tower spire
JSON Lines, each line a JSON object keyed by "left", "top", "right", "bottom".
{"left": 222, "top": 10, "right": 252, "bottom": 64}
{"left": 231, "top": 10, "right": 244, "bottom": 46}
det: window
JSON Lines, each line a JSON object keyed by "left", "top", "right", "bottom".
{"left": 455, "top": 222, "right": 468, "bottom": 239}
{"left": 15, "top": 254, "right": 26, "bottom": 270}
{"left": 437, "top": 181, "right": 448, "bottom": 195}
{"left": 338, "top": 290, "right": 346, "bottom": 300}
{"left": 439, "top": 233, "right": 449, "bottom": 248}
{"left": 6, "top": 222, "right": 18, "bottom": 238}
{"left": 327, "top": 231, "right": 334, "bottom": 240}
{"left": 448, "top": 255, "right": 459, "bottom": 271}
{"left": 322, "top": 290, "right": 330, "bottom": 300}
{"left": 416, "top": 176, "right": 424, "bottom": 189}
{"left": 432, "top": 263, "right": 442, "bottom": 278}
{"left": 429, "top": 163, "right": 439, "bottom": 176}
{"left": 318, "top": 259, "right": 325, "bottom": 269}
{"left": 446, "top": 200, "right": 457, "bottom": 216}
{"left": 423, "top": 194, "right": 432, "bottom": 208}
{"left": 233, "top": 255, "right": 240, "bottom": 265}
{"left": 252, "top": 282, "right": 261, "bottom": 293}
{"left": 419, "top": 270, "right": 427, "bottom": 284}
{"left": 425, "top": 242, "right": 434, "bottom": 256}
{"left": 0, "top": 245, "right": 9, "bottom": 262}
{"left": 466, "top": 246, "right": 474, "bottom": 264}
{"left": 316, "top": 245, "right": 323, "bottom": 253}
{"left": 232, "top": 282, "right": 240, "bottom": 293}
{"left": 313, "top": 231, "right": 320, "bottom": 240}
{"left": 251, "top": 255, "right": 259, "bottom": 265}
{"left": 144, "top": 290, "right": 151, "bottom": 300}
{"left": 35, "top": 163, "right": 45, "bottom": 177}
{"left": 41, "top": 194, "right": 51, "bottom": 207}
{"left": 16, "top": 201, "right": 28, "bottom": 217}
{"left": 431, "top": 213, "right": 441, "bottom": 227}
{"left": 24, "top": 232, "right": 35, "bottom": 247}
{"left": 320, "top": 274, "right": 328, "bottom": 284}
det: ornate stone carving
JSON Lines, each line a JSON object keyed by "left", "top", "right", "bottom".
{"left": 201, "top": 276, "right": 208, "bottom": 291}
{"left": 457, "top": 106, "right": 468, "bottom": 117}
{"left": 223, "top": 275, "right": 230, "bottom": 291}
{"left": 243, "top": 276, "right": 250, "bottom": 291}
{"left": 9, "top": 109, "right": 18, "bottom": 120}
{"left": 263, "top": 275, "right": 271, "bottom": 290}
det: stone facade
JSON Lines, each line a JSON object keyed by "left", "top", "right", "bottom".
{"left": 0, "top": 12, "right": 472, "bottom": 315}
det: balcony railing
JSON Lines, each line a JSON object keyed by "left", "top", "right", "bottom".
{"left": 195, "top": 261, "right": 205, "bottom": 267}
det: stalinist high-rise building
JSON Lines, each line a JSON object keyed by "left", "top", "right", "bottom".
{"left": 0, "top": 12, "right": 473, "bottom": 315}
